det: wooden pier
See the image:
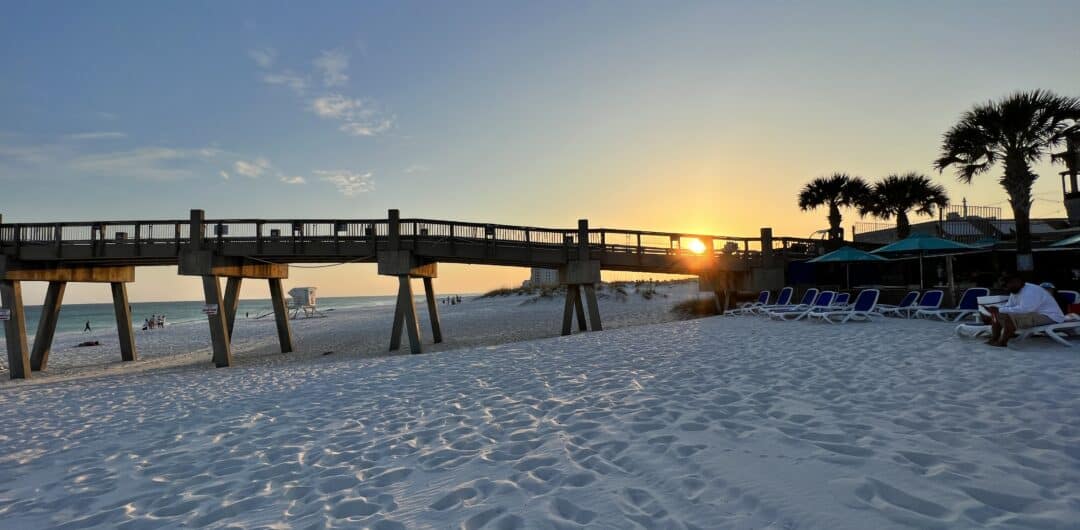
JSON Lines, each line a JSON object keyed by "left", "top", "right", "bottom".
{"left": 0, "top": 209, "right": 820, "bottom": 379}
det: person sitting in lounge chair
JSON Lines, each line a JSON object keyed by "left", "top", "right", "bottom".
{"left": 985, "top": 274, "right": 1066, "bottom": 347}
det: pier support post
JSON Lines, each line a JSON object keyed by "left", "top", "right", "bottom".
{"left": 583, "top": 284, "right": 603, "bottom": 331}
{"left": 559, "top": 255, "right": 603, "bottom": 335}
{"left": 110, "top": 282, "right": 138, "bottom": 362}
{"left": 201, "top": 276, "right": 233, "bottom": 367}
{"left": 390, "top": 276, "right": 423, "bottom": 354}
{"left": 422, "top": 277, "right": 442, "bottom": 344}
{"left": 268, "top": 278, "right": 294, "bottom": 353}
{"left": 573, "top": 286, "right": 587, "bottom": 331}
{"left": 30, "top": 281, "right": 66, "bottom": 371}
{"left": 1, "top": 280, "right": 30, "bottom": 379}
{"left": 223, "top": 277, "right": 242, "bottom": 339}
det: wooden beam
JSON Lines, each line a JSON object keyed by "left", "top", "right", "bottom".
{"left": 223, "top": 277, "right": 242, "bottom": 339}
{"left": 561, "top": 285, "right": 577, "bottom": 336}
{"left": 1, "top": 280, "right": 30, "bottom": 379}
{"left": 400, "top": 276, "right": 422, "bottom": 354}
{"left": 1, "top": 264, "right": 134, "bottom": 283}
{"left": 268, "top": 278, "right": 294, "bottom": 353}
{"left": 111, "top": 282, "right": 138, "bottom": 362}
{"left": 573, "top": 286, "right": 587, "bottom": 332}
{"left": 30, "top": 281, "right": 66, "bottom": 371}
{"left": 201, "top": 276, "right": 232, "bottom": 367}
{"left": 583, "top": 284, "right": 603, "bottom": 331}
{"left": 423, "top": 277, "right": 442, "bottom": 344}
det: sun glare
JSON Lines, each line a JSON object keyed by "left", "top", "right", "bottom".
{"left": 686, "top": 238, "right": 707, "bottom": 254}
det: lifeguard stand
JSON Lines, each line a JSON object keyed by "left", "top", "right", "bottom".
{"left": 287, "top": 287, "right": 323, "bottom": 318}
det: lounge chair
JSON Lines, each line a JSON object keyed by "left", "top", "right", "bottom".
{"left": 726, "top": 290, "right": 771, "bottom": 316}
{"left": 808, "top": 289, "right": 882, "bottom": 323}
{"left": 874, "top": 290, "right": 919, "bottom": 317}
{"left": 750, "top": 287, "right": 803, "bottom": 315}
{"left": 768, "top": 291, "right": 835, "bottom": 321}
{"left": 889, "top": 290, "right": 944, "bottom": 318}
{"left": 833, "top": 292, "right": 851, "bottom": 308}
{"left": 916, "top": 287, "right": 989, "bottom": 322}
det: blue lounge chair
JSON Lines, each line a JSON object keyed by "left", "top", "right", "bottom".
{"left": 750, "top": 287, "right": 799, "bottom": 315}
{"left": 875, "top": 290, "right": 919, "bottom": 317}
{"left": 916, "top": 288, "right": 989, "bottom": 322}
{"left": 768, "top": 291, "right": 835, "bottom": 321}
{"left": 727, "top": 290, "right": 771, "bottom": 316}
{"left": 833, "top": 292, "right": 851, "bottom": 308}
{"left": 809, "top": 289, "right": 882, "bottom": 323}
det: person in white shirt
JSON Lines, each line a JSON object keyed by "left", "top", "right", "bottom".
{"left": 986, "top": 274, "right": 1066, "bottom": 347}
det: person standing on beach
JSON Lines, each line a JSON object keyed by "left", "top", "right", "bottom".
{"left": 83, "top": 320, "right": 91, "bottom": 333}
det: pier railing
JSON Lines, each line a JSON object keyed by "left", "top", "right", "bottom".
{"left": 0, "top": 216, "right": 823, "bottom": 266}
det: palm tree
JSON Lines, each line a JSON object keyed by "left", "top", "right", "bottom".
{"left": 934, "top": 90, "right": 1080, "bottom": 271}
{"left": 798, "top": 173, "right": 870, "bottom": 241}
{"left": 858, "top": 173, "right": 949, "bottom": 239}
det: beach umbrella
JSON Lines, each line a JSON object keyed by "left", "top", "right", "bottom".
{"left": 871, "top": 232, "right": 975, "bottom": 289}
{"left": 1050, "top": 232, "right": 1080, "bottom": 247}
{"left": 808, "top": 246, "right": 886, "bottom": 288}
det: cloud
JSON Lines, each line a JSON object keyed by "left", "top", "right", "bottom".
{"left": 95, "top": 111, "right": 118, "bottom": 120}
{"left": 280, "top": 175, "right": 306, "bottom": 184}
{"left": 233, "top": 158, "right": 271, "bottom": 178}
{"left": 310, "top": 94, "right": 394, "bottom": 136}
{"left": 65, "top": 131, "right": 127, "bottom": 140}
{"left": 262, "top": 72, "right": 308, "bottom": 95}
{"left": 313, "top": 49, "right": 348, "bottom": 87}
{"left": 315, "top": 170, "right": 373, "bottom": 196}
{"left": 249, "top": 47, "right": 277, "bottom": 69}
{"left": 404, "top": 164, "right": 429, "bottom": 174}
{"left": 70, "top": 147, "right": 222, "bottom": 180}
{"left": 220, "top": 170, "right": 230, "bottom": 180}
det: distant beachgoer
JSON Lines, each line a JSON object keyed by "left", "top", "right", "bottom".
{"left": 83, "top": 320, "right": 91, "bottom": 333}
{"left": 246, "top": 311, "right": 250, "bottom": 318}
{"left": 143, "top": 319, "right": 149, "bottom": 331}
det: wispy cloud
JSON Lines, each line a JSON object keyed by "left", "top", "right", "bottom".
{"left": 233, "top": 158, "right": 271, "bottom": 178}
{"left": 248, "top": 47, "right": 277, "bottom": 69}
{"left": 404, "top": 163, "right": 429, "bottom": 174}
{"left": 280, "top": 175, "right": 306, "bottom": 184}
{"left": 315, "top": 169, "right": 373, "bottom": 196}
{"left": 253, "top": 45, "right": 392, "bottom": 137}
{"left": 65, "top": 131, "right": 127, "bottom": 140}
{"left": 310, "top": 94, "right": 394, "bottom": 137}
{"left": 262, "top": 72, "right": 308, "bottom": 95}
{"left": 71, "top": 147, "right": 222, "bottom": 180}
{"left": 220, "top": 170, "right": 230, "bottom": 180}
{"left": 314, "top": 49, "right": 348, "bottom": 87}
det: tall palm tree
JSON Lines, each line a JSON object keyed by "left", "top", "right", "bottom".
{"left": 934, "top": 90, "right": 1080, "bottom": 271}
{"left": 858, "top": 173, "right": 949, "bottom": 239}
{"left": 798, "top": 173, "right": 870, "bottom": 241}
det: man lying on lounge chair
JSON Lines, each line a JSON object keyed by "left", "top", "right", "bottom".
{"left": 985, "top": 274, "right": 1066, "bottom": 347}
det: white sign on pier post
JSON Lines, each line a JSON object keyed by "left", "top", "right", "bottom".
{"left": 202, "top": 304, "right": 219, "bottom": 316}
{"left": 0, "top": 309, "right": 10, "bottom": 321}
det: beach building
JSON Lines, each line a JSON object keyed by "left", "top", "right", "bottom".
{"left": 852, "top": 200, "right": 1079, "bottom": 246}
{"left": 522, "top": 267, "right": 559, "bottom": 288}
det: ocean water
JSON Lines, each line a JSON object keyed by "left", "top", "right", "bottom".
{"left": 14, "top": 295, "right": 448, "bottom": 336}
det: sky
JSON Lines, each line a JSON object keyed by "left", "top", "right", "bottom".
{"left": 2, "top": 1, "right": 1079, "bottom": 304}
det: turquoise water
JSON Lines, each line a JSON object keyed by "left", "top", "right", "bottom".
{"left": 16, "top": 295, "right": 427, "bottom": 335}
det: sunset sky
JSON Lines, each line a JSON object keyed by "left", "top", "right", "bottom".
{"left": 3, "top": 1, "right": 1079, "bottom": 303}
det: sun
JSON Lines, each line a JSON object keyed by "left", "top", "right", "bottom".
{"left": 686, "top": 238, "right": 707, "bottom": 254}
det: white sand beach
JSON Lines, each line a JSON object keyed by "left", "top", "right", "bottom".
{"left": 1, "top": 285, "right": 1078, "bottom": 529}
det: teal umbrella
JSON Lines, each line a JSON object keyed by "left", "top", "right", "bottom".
{"left": 809, "top": 246, "right": 887, "bottom": 263}
{"left": 1050, "top": 233, "right": 1080, "bottom": 247}
{"left": 871, "top": 232, "right": 976, "bottom": 254}
{"left": 809, "top": 246, "right": 886, "bottom": 288}
{"left": 872, "top": 232, "right": 975, "bottom": 289}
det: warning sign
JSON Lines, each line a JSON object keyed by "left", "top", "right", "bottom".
{"left": 0, "top": 309, "right": 10, "bottom": 321}
{"left": 202, "top": 304, "right": 219, "bottom": 316}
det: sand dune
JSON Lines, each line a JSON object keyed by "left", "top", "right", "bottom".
{"left": 1, "top": 290, "right": 1078, "bottom": 528}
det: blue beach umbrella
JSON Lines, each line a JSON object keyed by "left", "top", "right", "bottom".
{"left": 809, "top": 246, "right": 887, "bottom": 288}
{"left": 872, "top": 233, "right": 975, "bottom": 289}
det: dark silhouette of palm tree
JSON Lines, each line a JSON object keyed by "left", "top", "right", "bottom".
{"left": 798, "top": 173, "right": 870, "bottom": 241}
{"left": 858, "top": 173, "right": 949, "bottom": 239}
{"left": 934, "top": 90, "right": 1080, "bottom": 271}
